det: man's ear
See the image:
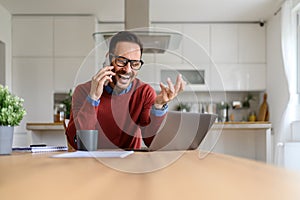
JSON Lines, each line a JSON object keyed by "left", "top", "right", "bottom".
{"left": 103, "top": 52, "right": 111, "bottom": 67}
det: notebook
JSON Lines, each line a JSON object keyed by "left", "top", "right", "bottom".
{"left": 137, "top": 111, "right": 217, "bottom": 151}
{"left": 13, "top": 146, "right": 68, "bottom": 153}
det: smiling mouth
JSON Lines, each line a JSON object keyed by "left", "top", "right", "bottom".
{"left": 119, "top": 74, "right": 130, "bottom": 80}
{"left": 117, "top": 74, "right": 131, "bottom": 84}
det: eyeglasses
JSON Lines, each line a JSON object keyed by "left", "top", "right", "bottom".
{"left": 110, "top": 53, "right": 144, "bottom": 70}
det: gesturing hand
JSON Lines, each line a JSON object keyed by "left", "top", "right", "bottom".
{"left": 89, "top": 66, "right": 115, "bottom": 101}
{"left": 154, "top": 74, "right": 186, "bottom": 109}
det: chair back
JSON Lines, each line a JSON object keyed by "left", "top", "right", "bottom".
{"left": 63, "top": 119, "right": 74, "bottom": 151}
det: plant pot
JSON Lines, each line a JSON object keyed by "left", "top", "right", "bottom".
{"left": 0, "top": 126, "right": 14, "bottom": 155}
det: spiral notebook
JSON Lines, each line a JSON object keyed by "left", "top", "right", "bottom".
{"left": 13, "top": 146, "right": 68, "bottom": 153}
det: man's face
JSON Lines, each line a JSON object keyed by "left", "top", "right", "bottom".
{"left": 110, "top": 41, "right": 141, "bottom": 92}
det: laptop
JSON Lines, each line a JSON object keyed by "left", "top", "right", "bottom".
{"left": 137, "top": 111, "right": 217, "bottom": 151}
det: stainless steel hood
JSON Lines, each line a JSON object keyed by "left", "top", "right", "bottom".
{"left": 93, "top": 0, "right": 182, "bottom": 53}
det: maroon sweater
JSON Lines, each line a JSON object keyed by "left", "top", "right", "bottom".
{"left": 66, "top": 79, "right": 166, "bottom": 150}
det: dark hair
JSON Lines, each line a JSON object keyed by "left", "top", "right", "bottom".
{"left": 109, "top": 31, "right": 143, "bottom": 62}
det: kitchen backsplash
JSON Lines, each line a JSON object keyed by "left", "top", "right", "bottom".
{"left": 53, "top": 91, "right": 262, "bottom": 122}
{"left": 168, "top": 91, "right": 262, "bottom": 122}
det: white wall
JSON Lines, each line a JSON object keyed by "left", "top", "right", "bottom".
{"left": 0, "top": 4, "right": 11, "bottom": 88}
{"left": 0, "top": 5, "right": 28, "bottom": 146}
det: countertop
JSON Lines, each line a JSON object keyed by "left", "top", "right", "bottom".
{"left": 213, "top": 121, "right": 272, "bottom": 129}
{"left": 26, "top": 121, "right": 271, "bottom": 131}
{"left": 26, "top": 122, "right": 64, "bottom": 130}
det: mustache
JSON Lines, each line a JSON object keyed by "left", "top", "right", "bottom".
{"left": 116, "top": 71, "right": 133, "bottom": 77}
{"left": 111, "top": 71, "right": 133, "bottom": 84}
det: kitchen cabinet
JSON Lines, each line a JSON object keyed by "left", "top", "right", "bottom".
{"left": 238, "top": 24, "right": 266, "bottom": 63}
{"left": 201, "top": 122, "right": 272, "bottom": 163}
{"left": 153, "top": 23, "right": 183, "bottom": 64}
{"left": 54, "top": 58, "right": 83, "bottom": 92}
{"left": 180, "top": 24, "right": 211, "bottom": 91}
{"left": 182, "top": 24, "right": 210, "bottom": 64}
{"left": 53, "top": 16, "right": 95, "bottom": 91}
{"left": 211, "top": 23, "right": 266, "bottom": 64}
{"left": 210, "top": 64, "right": 266, "bottom": 91}
{"left": 12, "top": 15, "right": 96, "bottom": 135}
{"left": 138, "top": 23, "right": 266, "bottom": 91}
{"left": 210, "top": 23, "right": 266, "bottom": 91}
{"left": 54, "top": 16, "right": 95, "bottom": 57}
{"left": 211, "top": 24, "right": 238, "bottom": 64}
{"left": 26, "top": 123, "right": 67, "bottom": 146}
{"left": 158, "top": 64, "right": 210, "bottom": 91}
{"left": 139, "top": 23, "right": 210, "bottom": 88}
{"left": 12, "top": 16, "right": 53, "bottom": 57}
{"left": 12, "top": 58, "right": 54, "bottom": 133}
{"left": 13, "top": 15, "right": 95, "bottom": 92}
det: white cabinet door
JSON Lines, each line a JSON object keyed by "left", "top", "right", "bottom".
{"left": 153, "top": 23, "right": 183, "bottom": 64}
{"left": 54, "top": 56, "right": 98, "bottom": 92}
{"left": 54, "top": 58, "right": 84, "bottom": 92}
{"left": 182, "top": 24, "right": 210, "bottom": 64}
{"left": 210, "top": 24, "right": 266, "bottom": 91}
{"left": 12, "top": 58, "right": 54, "bottom": 132}
{"left": 54, "top": 16, "right": 95, "bottom": 57}
{"left": 238, "top": 24, "right": 266, "bottom": 63}
{"left": 205, "top": 127, "right": 272, "bottom": 163}
{"left": 12, "top": 16, "right": 53, "bottom": 57}
{"left": 211, "top": 24, "right": 238, "bottom": 64}
{"left": 210, "top": 64, "right": 266, "bottom": 91}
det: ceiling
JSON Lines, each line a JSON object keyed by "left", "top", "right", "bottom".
{"left": 0, "top": 0, "right": 283, "bottom": 22}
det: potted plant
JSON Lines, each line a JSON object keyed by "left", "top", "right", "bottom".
{"left": 0, "top": 84, "right": 26, "bottom": 155}
{"left": 176, "top": 103, "right": 191, "bottom": 112}
{"left": 61, "top": 89, "right": 72, "bottom": 119}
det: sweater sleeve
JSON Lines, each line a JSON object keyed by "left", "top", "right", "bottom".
{"left": 138, "top": 85, "right": 167, "bottom": 147}
{"left": 65, "top": 83, "right": 98, "bottom": 149}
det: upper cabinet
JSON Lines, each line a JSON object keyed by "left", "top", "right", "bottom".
{"left": 153, "top": 23, "right": 183, "bottom": 64}
{"left": 12, "top": 15, "right": 96, "bottom": 131}
{"left": 211, "top": 24, "right": 238, "bottom": 64}
{"left": 238, "top": 24, "right": 266, "bottom": 63}
{"left": 13, "top": 15, "right": 95, "bottom": 59}
{"left": 182, "top": 24, "right": 210, "bottom": 65}
{"left": 54, "top": 16, "right": 95, "bottom": 57}
{"left": 211, "top": 23, "right": 265, "bottom": 64}
{"left": 12, "top": 16, "right": 54, "bottom": 57}
{"left": 210, "top": 23, "right": 266, "bottom": 91}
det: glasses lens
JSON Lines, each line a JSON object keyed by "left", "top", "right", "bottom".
{"left": 130, "top": 61, "right": 142, "bottom": 70}
{"left": 115, "top": 57, "right": 127, "bottom": 67}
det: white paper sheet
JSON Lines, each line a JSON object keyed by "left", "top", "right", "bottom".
{"left": 51, "top": 150, "right": 134, "bottom": 158}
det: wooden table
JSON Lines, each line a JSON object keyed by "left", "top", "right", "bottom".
{"left": 1, "top": 151, "right": 300, "bottom": 200}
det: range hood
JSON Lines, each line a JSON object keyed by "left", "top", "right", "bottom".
{"left": 93, "top": 0, "right": 182, "bottom": 53}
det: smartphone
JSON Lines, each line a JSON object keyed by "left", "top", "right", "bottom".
{"left": 102, "top": 55, "right": 116, "bottom": 85}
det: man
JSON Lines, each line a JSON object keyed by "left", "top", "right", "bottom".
{"left": 66, "top": 31, "right": 185, "bottom": 150}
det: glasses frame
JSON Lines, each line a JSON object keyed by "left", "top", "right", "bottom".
{"left": 109, "top": 53, "right": 144, "bottom": 70}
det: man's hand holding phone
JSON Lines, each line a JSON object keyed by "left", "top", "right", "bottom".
{"left": 89, "top": 66, "right": 115, "bottom": 101}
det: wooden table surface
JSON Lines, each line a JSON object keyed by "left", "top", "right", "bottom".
{"left": 0, "top": 150, "right": 300, "bottom": 200}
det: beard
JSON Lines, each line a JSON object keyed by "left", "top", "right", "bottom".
{"left": 110, "top": 70, "right": 136, "bottom": 93}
